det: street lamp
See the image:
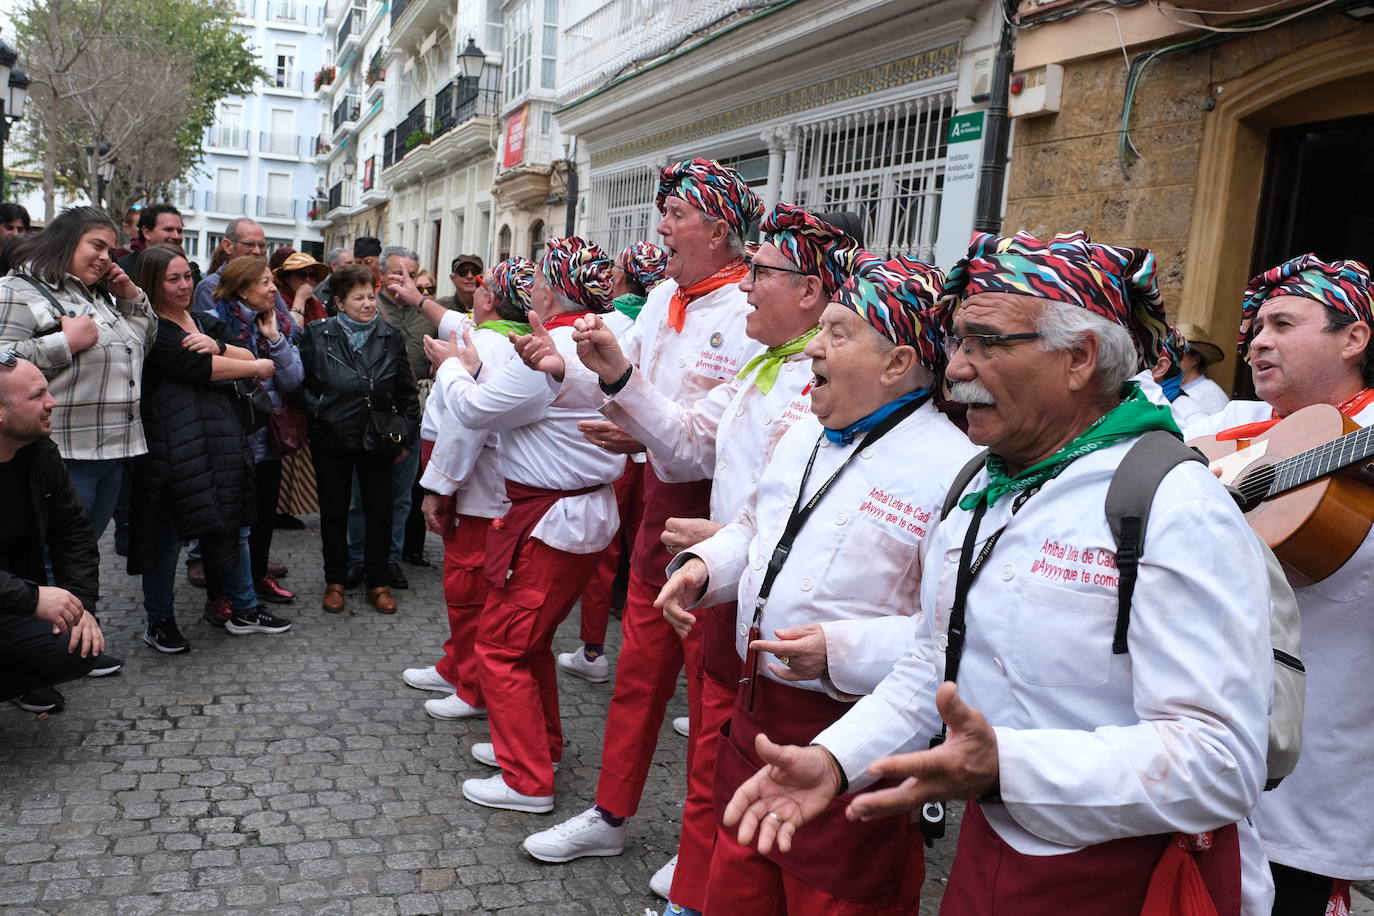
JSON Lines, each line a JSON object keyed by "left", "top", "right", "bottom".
{"left": 0, "top": 40, "right": 29, "bottom": 200}
{"left": 457, "top": 37, "right": 485, "bottom": 80}
{"left": 85, "top": 141, "right": 115, "bottom": 207}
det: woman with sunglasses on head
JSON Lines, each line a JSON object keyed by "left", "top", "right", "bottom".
{"left": 126, "top": 245, "right": 291, "bottom": 653}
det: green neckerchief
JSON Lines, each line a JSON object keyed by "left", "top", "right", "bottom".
{"left": 476, "top": 319, "right": 532, "bottom": 337}
{"left": 736, "top": 328, "right": 819, "bottom": 394}
{"left": 612, "top": 293, "right": 646, "bottom": 321}
{"left": 960, "top": 382, "right": 1182, "bottom": 510}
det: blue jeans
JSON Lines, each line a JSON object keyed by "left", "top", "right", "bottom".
{"left": 143, "top": 516, "right": 253, "bottom": 623}
{"left": 348, "top": 447, "right": 418, "bottom": 567}
{"left": 205, "top": 527, "right": 257, "bottom": 616}
{"left": 65, "top": 457, "right": 126, "bottom": 541}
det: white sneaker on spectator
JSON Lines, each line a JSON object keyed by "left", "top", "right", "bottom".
{"left": 403, "top": 665, "right": 456, "bottom": 694}
{"left": 424, "top": 694, "right": 486, "bottom": 720}
{"left": 650, "top": 854, "right": 677, "bottom": 899}
{"left": 471, "top": 742, "right": 559, "bottom": 772}
{"left": 672, "top": 716, "right": 690, "bottom": 737}
{"left": 462, "top": 773, "right": 553, "bottom": 813}
{"left": 556, "top": 649, "right": 610, "bottom": 683}
{"left": 523, "top": 807, "right": 626, "bottom": 863}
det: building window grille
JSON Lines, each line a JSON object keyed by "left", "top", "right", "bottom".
{"left": 588, "top": 163, "right": 661, "bottom": 256}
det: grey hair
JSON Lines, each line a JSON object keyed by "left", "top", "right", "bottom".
{"left": 699, "top": 210, "right": 746, "bottom": 257}
{"left": 378, "top": 245, "right": 419, "bottom": 274}
{"left": 861, "top": 320, "right": 937, "bottom": 392}
{"left": 1034, "top": 299, "right": 1138, "bottom": 397}
{"left": 223, "top": 217, "right": 260, "bottom": 240}
{"left": 326, "top": 247, "right": 351, "bottom": 268}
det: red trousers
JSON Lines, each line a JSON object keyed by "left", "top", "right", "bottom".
{"left": 476, "top": 538, "right": 599, "bottom": 797}
{"left": 434, "top": 515, "right": 489, "bottom": 708}
{"left": 671, "top": 665, "right": 737, "bottom": 911}
{"left": 578, "top": 462, "right": 645, "bottom": 645}
{"left": 703, "top": 823, "right": 924, "bottom": 915}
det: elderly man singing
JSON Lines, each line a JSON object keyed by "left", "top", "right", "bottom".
{"left": 724, "top": 232, "right": 1276, "bottom": 914}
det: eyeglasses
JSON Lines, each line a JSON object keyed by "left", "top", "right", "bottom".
{"left": 416, "top": 285, "right": 435, "bottom": 295}
{"left": 747, "top": 260, "right": 811, "bottom": 284}
{"left": 453, "top": 265, "right": 480, "bottom": 277}
{"left": 942, "top": 332, "right": 1043, "bottom": 360}
{"left": 0, "top": 345, "right": 17, "bottom": 368}
{"left": 231, "top": 238, "right": 267, "bottom": 252}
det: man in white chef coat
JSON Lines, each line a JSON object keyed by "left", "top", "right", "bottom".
{"left": 724, "top": 231, "right": 1275, "bottom": 915}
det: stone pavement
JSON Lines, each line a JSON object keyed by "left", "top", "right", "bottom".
{"left": 0, "top": 521, "right": 959, "bottom": 915}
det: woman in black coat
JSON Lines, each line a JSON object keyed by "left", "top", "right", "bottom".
{"left": 299, "top": 262, "right": 418, "bottom": 615}
{"left": 127, "top": 245, "right": 293, "bottom": 653}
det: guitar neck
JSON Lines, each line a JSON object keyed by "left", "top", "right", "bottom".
{"left": 1267, "top": 424, "right": 1374, "bottom": 497}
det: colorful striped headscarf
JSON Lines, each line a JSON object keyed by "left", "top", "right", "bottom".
{"left": 1238, "top": 254, "right": 1374, "bottom": 356}
{"left": 939, "top": 231, "right": 1167, "bottom": 368}
{"left": 542, "top": 236, "right": 614, "bottom": 312}
{"left": 489, "top": 257, "right": 535, "bottom": 312}
{"left": 760, "top": 204, "right": 862, "bottom": 298}
{"left": 656, "top": 158, "right": 764, "bottom": 239}
{"left": 619, "top": 242, "right": 668, "bottom": 292}
{"left": 834, "top": 252, "right": 945, "bottom": 370}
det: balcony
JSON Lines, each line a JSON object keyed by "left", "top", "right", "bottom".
{"left": 332, "top": 93, "right": 361, "bottom": 134}
{"left": 390, "top": 0, "right": 412, "bottom": 25}
{"left": 335, "top": 7, "right": 362, "bottom": 53}
{"left": 385, "top": 86, "right": 501, "bottom": 186}
{"left": 310, "top": 135, "right": 332, "bottom": 159}
{"left": 326, "top": 180, "right": 357, "bottom": 214}
{"left": 256, "top": 196, "right": 297, "bottom": 221}
{"left": 260, "top": 132, "right": 301, "bottom": 157}
{"left": 206, "top": 125, "right": 249, "bottom": 151}
{"left": 267, "top": 68, "right": 306, "bottom": 94}
{"left": 234, "top": 0, "right": 255, "bottom": 18}
{"left": 206, "top": 191, "right": 248, "bottom": 214}
{"left": 266, "top": 0, "right": 308, "bottom": 26}
{"left": 307, "top": 197, "right": 329, "bottom": 223}
{"left": 389, "top": 0, "right": 446, "bottom": 50}
{"left": 394, "top": 101, "right": 427, "bottom": 155}
{"left": 382, "top": 129, "right": 396, "bottom": 169}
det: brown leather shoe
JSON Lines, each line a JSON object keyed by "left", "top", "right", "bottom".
{"left": 367, "top": 586, "right": 397, "bottom": 614}
{"left": 322, "top": 584, "right": 346, "bottom": 612}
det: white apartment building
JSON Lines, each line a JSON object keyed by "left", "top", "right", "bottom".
{"left": 181, "top": 0, "right": 330, "bottom": 264}
{"left": 558, "top": 0, "right": 1002, "bottom": 262}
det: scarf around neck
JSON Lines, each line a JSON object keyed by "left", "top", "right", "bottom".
{"left": 612, "top": 293, "right": 646, "bottom": 321}
{"left": 335, "top": 311, "right": 380, "bottom": 351}
{"left": 824, "top": 388, "right": 928, "bottom": 445}
{"left": 737, "top": 328, "right": 817, "bottom": 394}
{"left": 667, "top": 258, "right": 748, "bottom": 333}
{"left": 960, "top": 382, "right": 1181, "bottom": 510}
{"left": 477, "top": 319, "right": 532, "bottom": 337}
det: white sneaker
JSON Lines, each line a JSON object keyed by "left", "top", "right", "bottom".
{"left": 403, "top": 665, "right": 456, "bottom": 694}
{"left": 556, "top": 649, "right": 610, "bottom": 683}
{"left": 462, "top": 773, "right": 553, "bottom": 814}
{"left": 424, "top": 694, "right": 487, "bottom": 720}
{"left": 672, "top": 716, "right": 690, "bottom": 737}
{"left": 523, "top": 806, "right": 626, "bottom": 863}
{"left": 649, "top": 854, "right": 677, "bottom": 900}
{"left": 472, "top": 742, "right": 559, "bottom": 772}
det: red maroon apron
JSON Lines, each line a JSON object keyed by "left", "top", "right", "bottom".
{"left": 702, "top": 600, "right": 741, "bottom": 685}
{"left": 632, "top": 462, "right": 711, "bottom": 590}
{"left": 713, "top": 675, "right": 926, "bottom": 906}
{"left": 484, "top": 479, "right": 601, "bottom": 587}
{"left": 942, "top": 800, "right": 1241, "bottom": 915}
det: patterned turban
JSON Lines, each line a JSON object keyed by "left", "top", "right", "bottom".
{"left": 489, "top": 257, "right": 535, "bottom": 312}
{"left": 619, "top": 242, "right": 668, "bottom": 292}
{"left": 939, "top": 231, "right": 1167, "bottom": 368}
{"left": 542, "top": 236, "right": 614, "bottom": 312}
{"left": 834, "top": 252, "right": 945, "bottom": 370}
{"left": 1238, "top": 254, "right": 1374, "bottom": 356}
{"left": 655, "top": 158, "right": 764, "bottom": 239}
{"left": 1161, "top": 323, "right": 1187, "bottom": 368}
{"left": 760, "top": 204, "right": 863, "bottom": 299}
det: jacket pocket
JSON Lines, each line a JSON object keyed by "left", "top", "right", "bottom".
{"left": 1008, "top": 577, "right": 1117, "bottom": 688}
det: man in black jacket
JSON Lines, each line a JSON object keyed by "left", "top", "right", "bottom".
{"left": 0, "top": 352, "right": 109, "bottom": 711}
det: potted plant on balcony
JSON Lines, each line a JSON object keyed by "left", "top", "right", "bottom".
{"left": 404, "top": 128, "right": 432, "bottom": 150}
{"left": 307, "top": 205, "right": 322, "bottom": 220}
{"left": 365, "top": 58, "right": 385, "bottom": 87}
{"left": 313, "top": 66, "right": 336, "bottom": 91}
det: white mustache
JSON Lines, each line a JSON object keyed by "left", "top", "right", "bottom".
{"left": 950, "top": 380, "right": 996, "bottom": 406}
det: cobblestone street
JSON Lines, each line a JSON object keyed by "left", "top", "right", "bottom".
{"left": 0, "top": 522, "right": 956, "bottom": 915}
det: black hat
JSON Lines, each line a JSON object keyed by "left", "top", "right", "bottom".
{"left": 353, "top": 236, "right": 382, "bottom": 258}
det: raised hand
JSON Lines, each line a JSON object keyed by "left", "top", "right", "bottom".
{"left": 576, "top": 419, "right": 644, "bottom": 455}
{"left": 424, "top": 329, "right": 480, "bottom": 376}
{"left": 724, "top": 735, "right": 844, "bottom": 854}
{"left": 661, "top": 516, "right": 722, "bottom": 556}
{"left": 256, "top": 307, "right": 281, "bottom": 343}
{"left": 384, "top": 270, "right": 422, "bottom": 307}
{"left": 512, "top": 311, "right": 566, "bottom": 378}
{"left": 751, "top": 623, "right": 828, "bottom": 681}
{"left": 104, "top": 263, "right": 140, "bottom": 300}
{"left": 846, "top": 682, "right": 999, "bottom": 822}
{"left": 571, "top": 313, "right": 631, "bottom": 383}
{"left": 654, "top": 557, "right": 708, "bottom": 637}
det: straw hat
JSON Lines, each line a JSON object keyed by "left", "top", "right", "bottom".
{"left": 1175, "top": 322, "right": 1224, "bottom": 366}
{"left": 274, "top": 251, "right": 330, "bottom": 285}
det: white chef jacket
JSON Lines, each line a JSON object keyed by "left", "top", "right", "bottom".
{"left": 814, "top": 437, "right": 1272, "bottom": 863}
{"left": 1131, "top": 370, "right": 1208, "bottom": 426}
{"left": 1183, "top": 374, "right": 1230, "bottom": 415}
{"left": 445, "top": 324, "right": 625, "bottom": 555}
{"left": 682, "top": 404, "right": 978, "bottom": 700}
{"left": 551, "top": 276, "right": 757, "bottom": 482}
{"left": 1187, "top": 399, "right": 1374, "bottom": 880}
{"left": 418, "top": 327, "right": 516, "bottom": 520}
{"left": 604, "top": 350, "right": 811, "bottom": 524}
{"left": 598, "top": 309, "right": 646, "bottom": 467}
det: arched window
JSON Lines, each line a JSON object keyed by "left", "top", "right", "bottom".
{"left": 528, "top": 219, "right": 545, "bottom": 260}
{"left": 498, "top": 224, "right": 512, "bottom": 261}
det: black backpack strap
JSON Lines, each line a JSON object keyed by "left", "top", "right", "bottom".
{"left": 1104, "top": 431, "right": 1205, "bottom": 654}
{"left": 940, "top": 449, "right": 990, "bottom": 521}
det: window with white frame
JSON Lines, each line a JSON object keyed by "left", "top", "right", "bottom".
{"left": 503, "top": 1, "right": 532, "bottom": 101}
{"left": 214, "top": 168, "right": 242, "bottom": 213}
{"left": 274, "top": 44, "right": 297, "bottom": 88}
{"left": 215, "top": 103, "right": 245, "bottom": 148}
{"left": 540, "top": 0, "right": 557, "bottom": 90}
{"left": 265, "top": 172, "right": 293, "bottom": 219}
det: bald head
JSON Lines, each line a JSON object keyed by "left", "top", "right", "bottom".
{"left": 0, "top": 358, "right": 56, "bottom": 457}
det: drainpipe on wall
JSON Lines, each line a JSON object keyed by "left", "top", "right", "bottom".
{"left": 972, "top": 12, "right": 1015, "bottom": 234}
{"left": 563, "top": 139, "right": 579, "bottom": 237}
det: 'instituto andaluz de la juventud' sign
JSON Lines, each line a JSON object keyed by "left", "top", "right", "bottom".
{"left": 934, "top": 110, "right": 986, "bottom": 269}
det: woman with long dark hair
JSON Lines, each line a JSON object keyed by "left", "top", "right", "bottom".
{"left": 127, "top": 245, "right": 292, "bottom": 652}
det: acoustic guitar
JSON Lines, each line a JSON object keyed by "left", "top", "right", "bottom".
{"left": 1187, "top": 403, "right": 1374, "bottom": 585}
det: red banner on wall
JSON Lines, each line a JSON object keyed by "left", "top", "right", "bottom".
{"left": 503, "top": 106, "right": 528, "bottom": 168}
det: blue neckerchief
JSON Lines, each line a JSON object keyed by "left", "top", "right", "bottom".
{"left": 823, "top": 388, "right": 928, "bottom": 445}
{"left": 1159, "top": 370, "right": 1184, "bottom": 401}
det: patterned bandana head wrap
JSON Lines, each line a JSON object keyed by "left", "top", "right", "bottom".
{"left": 489, "top": 257, "right": 535, "bottom": 313}
{"left": 939, "top": 231, "right": 1167, "bottom": 368}
{"left": 655, "top": 158, "right": 764, "bottom": 239}
{"left": 1237, "top": 254, "right": 1374, "bottom": 357}
{"left": 620, "top": 242, "right": 668, "bottom": 292}
{"left": 760, "top": 204, "right": 862, "bottom": 299}
{"left": 541, "top": 236, "right": 614, "bottom": 313}
{"left": 833, "top": 253, "right": 945, "bottom": 370}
